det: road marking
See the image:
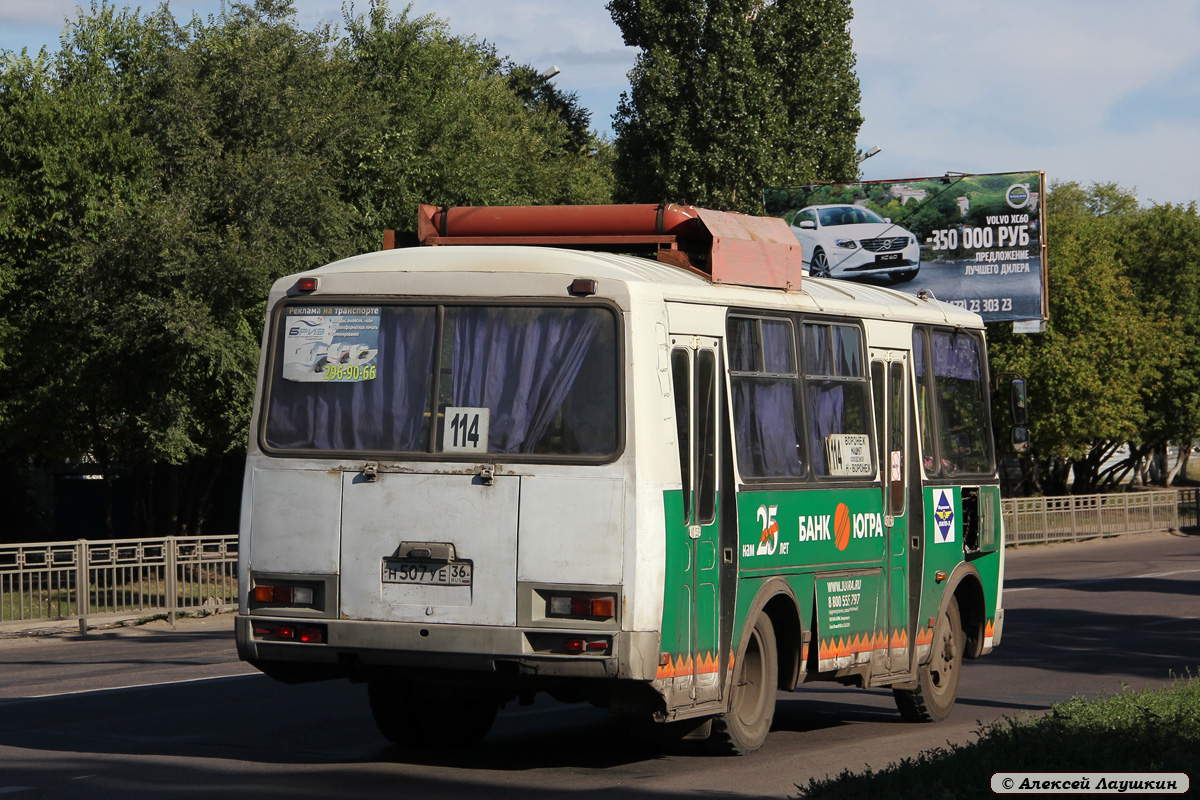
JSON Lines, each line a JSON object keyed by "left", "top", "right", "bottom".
{"left": 0, "top": 672, "right": 258, "bottom": 707}
{"left": 1005, "top": 567, "right": 1200, "bottom": 593}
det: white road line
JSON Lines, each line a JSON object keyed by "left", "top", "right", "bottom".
{"left": 0, "top": 671, "right": 258, "bottom": 706}
{"left": 1005, "top": 567, "right": 1200, "bottom": 593}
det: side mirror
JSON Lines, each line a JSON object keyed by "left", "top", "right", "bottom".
{"left": 1010, "top": 378, "right": 1028, "bottom": 426}
{"left": 798, "top": 220, "right": 816, "bottom": 230}
{"left": 1011, "top": 426, "right": 1030, "bottom": 453}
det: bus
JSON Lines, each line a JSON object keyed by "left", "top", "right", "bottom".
{"left": 236, "top": 203, "right": 1018, "bottom": 754}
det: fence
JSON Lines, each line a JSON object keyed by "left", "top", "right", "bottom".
{"left": 0, "top": 535, "right": 237, "bottom": 634}
{"left": 1, "top": 489, "right": 1198, "bottom": 633}
{"left": 1002, "top": 488, "right": 1199, "bottom": 546}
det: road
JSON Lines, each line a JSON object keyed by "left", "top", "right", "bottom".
{"left": 1, "top": 531, "right": 1197, "bottom": 799}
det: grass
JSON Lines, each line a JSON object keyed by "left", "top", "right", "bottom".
{"left": 796, "top": 675, "right": 1200, "bottom": 799}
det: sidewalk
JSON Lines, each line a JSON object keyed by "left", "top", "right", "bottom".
{"left": 0, "top": 609, "right": 236, "bottom": 644}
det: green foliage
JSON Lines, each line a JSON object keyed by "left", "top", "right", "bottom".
{"left": 988, "top": 181, "right": 1200, "bottom": 493}
{"left": 608, "top": 0, "right": 861, "bottom": 212}
{"left": 0, "top": 0, "right": 613, "bottom": 536}
{"left": 796, "top": 676, "right": 1200, "bottom": 799}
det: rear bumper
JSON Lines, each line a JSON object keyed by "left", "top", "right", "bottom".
{"left": 236, "top": 614, "right": 661, "bottom": 683}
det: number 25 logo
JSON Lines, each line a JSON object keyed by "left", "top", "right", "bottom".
{"left": 756, "top": 505, "right": 778, "bottom": 556}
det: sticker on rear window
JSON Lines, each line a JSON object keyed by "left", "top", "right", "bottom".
{"left": 282, "top": 307, "right": 381, "bottom": 382}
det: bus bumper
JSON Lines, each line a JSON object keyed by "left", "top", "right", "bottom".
{"left": 236, "top": 614, "right": 661, "bottom": 684}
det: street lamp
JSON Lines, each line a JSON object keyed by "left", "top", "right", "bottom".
{"left": 540, "top": 66, "right": 561, "bottom": 79}
{"left": 859, "top": 145, "right": 881, "bottom": 163}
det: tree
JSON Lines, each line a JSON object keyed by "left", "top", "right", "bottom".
{"left": 987, "top": 182, "right": 1179, "bottom": 494}
{"left": 607, "top": 0, "right": 861, "bottom": 213}
{"left": 342, "top": 3, "right": 613, "bottom": 232}
{"left": 1118, "top": 200, "right": 1200, "bottom": 484}
{"left": 0, "top": 0, "right": 615, "bottom": 539}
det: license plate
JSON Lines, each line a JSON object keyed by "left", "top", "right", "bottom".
{"left": 381, "top": 559, "right": 472, "bottom": 586}
{"left": 876, "top": 252, "right": 902, "bottom": 263}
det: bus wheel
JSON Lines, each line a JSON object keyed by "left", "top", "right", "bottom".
{"left": 368, "top": 679, "right": 498, "bottom": 747}
{"left": 706, "top": 614, "right": 777, "bottom": 755}
{"left": 893, "top": 597, "right": 962, "bottom": 722}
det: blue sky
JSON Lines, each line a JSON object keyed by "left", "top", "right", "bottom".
{"left": 2, "top": 0, "right": 1199, "bottom": 206}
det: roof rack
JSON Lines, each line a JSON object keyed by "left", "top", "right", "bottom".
{"left": 382, "top": 203, "right": 803, "bottom": 291}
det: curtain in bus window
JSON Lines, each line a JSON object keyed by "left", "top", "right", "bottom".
{"left": 728, "top": 317, "right": 757, "bottom": 371}
{"left": 729, "top": 317, "right": 804, "bottom": 478}
{"left": 834, "top": 326, "right": 862, "bottom": 376}
{"left": 762, "top": 319, "right": 794, "bottom": 373}
{"left": 451, "top": 307, "right": 601, "bottom": 454}
{"left": 804, "top": 322, "right": 869, "bottom": 477}
{"left": 265, "top": 306, "right": 437, "bottom": 451}
{"left": 807, "top": 381, "right": 844, "bottom": 475}
{"left": 804, "top": 323, "right": 831, "bottom": 374}
{"left": 930, "top": 330, "right": 991, "bottom": 475}
{"left": 732, "top": 379, "right": 805, "bottom": 477}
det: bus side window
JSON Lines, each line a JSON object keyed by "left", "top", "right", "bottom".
{"left": 912, "top": 329, "right": 938, "bottom": 477}
{"left": 671, "top": 348, "right": 692, "bottom": 523}
{"left": 803, "top": 322, "right": 872, "bottom": 477}
{"left": 727, "top": 315, "right": 804, "bottom": 479}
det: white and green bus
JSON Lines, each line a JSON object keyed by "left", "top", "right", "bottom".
{"left": 236, "top": 204, "right": 1016, "bottom": 754}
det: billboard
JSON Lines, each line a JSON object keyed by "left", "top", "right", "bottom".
{"left": 763, "top": 171, "right": 1047, "bottom": 324}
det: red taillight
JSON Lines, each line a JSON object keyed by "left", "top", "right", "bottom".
{"left": 252, "top": 584, "right": 314, "bottom": 605}
{"left": 562, "top": 637, "right": 609, "bottom": 654}
{"left": 274, "top": 625, "right": 296, "bottom": 640}
{"left": 295, "top": 277, "right": 318, "bottom": 292}
{"left": 299, "top": 627, "right": 324, "bottom": 644}
{"left": 548, "top": 594, "right": 616, "bottom": 620}
{"left": 591, "top": 597, "right": 615, "bottom": 617}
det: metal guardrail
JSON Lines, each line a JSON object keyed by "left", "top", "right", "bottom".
{"left": 1001, "top": 488, "right": 1199, "bottom": 546}
{"left": 0, "top": 535, "right": 237, "bottom": 634}
{"left": 0, "top": 489, "right": 1196, "bottom": 632}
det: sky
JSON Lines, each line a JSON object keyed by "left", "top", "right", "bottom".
{"left": 2, "top": 0, "right": 1199, "bottom": 207}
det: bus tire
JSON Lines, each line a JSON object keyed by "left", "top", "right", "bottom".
{"left": 706, "top": 613, "right": 777, "bottom": 755}
{"left": 368, "top": 678, "right": 498, "bottom": 747}
{"left": 893, "top": 597, "right": 962, "bottom": 723}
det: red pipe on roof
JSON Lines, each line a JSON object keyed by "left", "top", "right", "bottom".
{"left": 418, "top": 203, "right": 701, "bottom": 241}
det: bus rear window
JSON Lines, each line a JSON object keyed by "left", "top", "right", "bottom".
{"left": 263, "top": 304, "right": 619, "bottom": 459}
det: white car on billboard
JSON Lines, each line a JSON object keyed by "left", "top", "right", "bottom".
{"left": 789, "top": 204, "right": 920, "bottom": 282}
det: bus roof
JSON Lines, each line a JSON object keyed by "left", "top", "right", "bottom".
{"left": 283, "top": 244, "right": 983, "bottom": 330}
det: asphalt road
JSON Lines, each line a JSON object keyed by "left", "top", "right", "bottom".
{"left": 1, "top": 530, "right": 1197, "bottom": 799}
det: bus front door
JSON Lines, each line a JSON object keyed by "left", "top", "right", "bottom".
{"left": 668, "top": 337, "right": 723, "bottom": 707}
{"left": 871, "top": 350, "right": 913, "bottom": 676}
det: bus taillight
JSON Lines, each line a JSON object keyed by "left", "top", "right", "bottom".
{"left": 547, "top": 594, "right": 615, "bottom": 620}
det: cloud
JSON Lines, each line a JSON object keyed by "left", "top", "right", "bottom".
{"left": 852, "top": 0, "right": 1200, "bottom": 204}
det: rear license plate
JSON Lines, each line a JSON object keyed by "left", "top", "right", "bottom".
{"left": 876, "top": 252, "right": 902, "bottom": 263}
{"left": 381, "top": 559, "right": 472, "bottom": 586}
